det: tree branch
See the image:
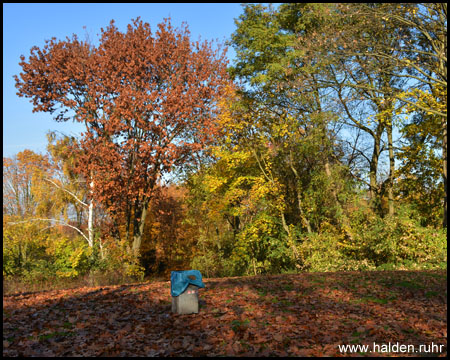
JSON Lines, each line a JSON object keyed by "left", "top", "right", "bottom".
{"left": 44, "top": 178, "right": 88, "bottom": 207}
{"left": 8, "top": 218, "right": 90, "bottom": 244}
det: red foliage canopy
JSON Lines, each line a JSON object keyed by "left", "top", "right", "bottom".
{"left": 15, "top": 18, "right": 230, "bottom": 215}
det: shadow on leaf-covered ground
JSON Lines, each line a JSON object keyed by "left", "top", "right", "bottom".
{"left": 3, "top": 270, "right": 447, "bottom": 356}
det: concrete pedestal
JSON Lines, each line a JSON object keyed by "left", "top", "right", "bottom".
{"left": 172, "top": 284, "right": 199, "bottom": 314}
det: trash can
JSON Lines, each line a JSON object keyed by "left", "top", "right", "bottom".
{"left": 171, "top": 270, "right": 205, "bottom": 314}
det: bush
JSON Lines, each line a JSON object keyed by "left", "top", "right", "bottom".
{"left": 191, "top": 250, "right": 224, "bottom": 278}
{"left": 362, "top": 219, "right": 447, "bottom": 268}
{"left": 296, "top": 201, "right": 446, "bottom": 272}
{"left": 44, "top": 236, "right": 92, "bottom": 278}
{"left": 123, "top": 263, "right": 146, "bottom": 281}
{"left": 230, "top": 213, "right": 295, "bottom": 276}
{"left": 3, "top": 220, "right": 51, "bottom": 278}
{"left": 190, "top": 230, "right": 240, "bottom": 278}
{"left": 298, "top": 231, "right": 376, "bottom": 272}
{"left": 348, "top": 203, "right": 447, "bottom": 269}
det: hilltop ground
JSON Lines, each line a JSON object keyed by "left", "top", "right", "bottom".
{"left": 3, "top": 270, "right": 447, "bottom": 356}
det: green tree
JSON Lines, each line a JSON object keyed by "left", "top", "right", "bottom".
{"left": 324, "top": 3, "right": 447, "bottom": 226}
{"left": 229, "top": 3, "right": 357, "bottom": 240}
{"left": 396, "top": 111, "right": 444, "bottom": 227}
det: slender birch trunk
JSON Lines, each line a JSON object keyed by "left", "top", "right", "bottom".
{"left": 88, "top": 176, "right": 94, "bottom": 248}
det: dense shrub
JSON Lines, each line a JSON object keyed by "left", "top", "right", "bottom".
{"left": 230, "top": 213, "right": 295, "bottom": 275}
{"left": 296, "top": 203, "right": 447, "bottom": 272}
{"left": 191, "top": 250, "right": 225, "bottom": 278}
{"left": 48, "top": 237, "right": 92, "bottom": 278}
{"left": 3, "top": 220, "right": 50, "bottom": 278}
{"left": 298, "top": 231, "right": 376, "bottom": 272}
{"left": 360, "top": 207, "right": 447, "bottom": 268}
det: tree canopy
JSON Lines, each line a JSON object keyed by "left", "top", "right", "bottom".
{"left": 15, "top": 17, "right": 231, "bottom": 259}
{"left": 6, "top": 5, "right": 447, "bottom": 283}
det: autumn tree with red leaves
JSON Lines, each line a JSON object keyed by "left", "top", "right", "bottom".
{"left": 14, "top": 17, "right": 230, "bottom": 260}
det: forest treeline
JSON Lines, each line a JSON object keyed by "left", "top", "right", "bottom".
{"left": 3, "top": 3, "right": 447, "bottom": 288}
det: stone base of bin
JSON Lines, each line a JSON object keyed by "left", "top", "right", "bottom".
{"left": 172, "top": 284, "right": 199, "bottom": 314}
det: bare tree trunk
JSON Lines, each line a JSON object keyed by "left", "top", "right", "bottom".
{"left": 132, "top": 199, "right": 149, "bottom": 259}
{"left": 369, "top": 135, "right": 381, "bottom": 203}
{"left": 87, "top": 200, "right": 94, "bottom": 247}
{"left": 324, "top": 161, "right": 354, "bottom": 241}
{"left": 281, "top": 212, "right": 300, "bottom": 261}
{"left": 443, "top": 117, "right": 447, "bottom": 228}
{"left": 99, "top": 237, "right": 105, "bottom": 260}
{"left": 296, "top": 190, "right": 312, "bottom": 234}
{"left": 289, "top": 150, "right": 312, "bottom": 234}
{"left": 387, "top": 122, "right": 395, "bottom": 217}
{"left": 88, "top": 177, "right": 94, "bottom": 248}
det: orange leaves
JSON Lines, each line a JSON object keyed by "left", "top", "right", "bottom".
{"left": 273, "top": 333, "right": 283, "bottom": 342}
{"left": 3, "top": 150, "right": 52, "bottom": 218}
{"left": 14, "top": 18, "right": 231, "bottom": 243}
{"left": 3, "top": 269, "right": 446, "bottom": 357}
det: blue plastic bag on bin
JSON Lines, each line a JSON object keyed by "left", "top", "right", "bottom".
{"left": 171, "top": 270, "right": 205, "bottom": 297}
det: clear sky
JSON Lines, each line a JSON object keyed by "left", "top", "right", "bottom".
{"left": 3, "top": 3, "right": 244, "bottom": 158}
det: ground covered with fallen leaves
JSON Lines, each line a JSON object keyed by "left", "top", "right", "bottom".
{"left": 3, "top": 270, "right": 447, "bottom": 357}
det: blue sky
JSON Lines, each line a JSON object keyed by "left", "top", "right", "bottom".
{"left": 3, "top": 3, "right": 244, "bottom": 158}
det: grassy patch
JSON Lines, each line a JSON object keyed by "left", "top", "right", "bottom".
{"left": 231, "top": 319, "right": 250, "bottom": 332}
{"left": 280, "top": 299, "right": 293, "bottom": 306}
{"left": 351, "top": 295, "right": 389, "bottom": 304}
{"left": 423, "top": 272, "right": 447, "bottom": 280}
{"left": 257, "top": 289, "right": 268, "bottom": 297}
{"left": 245, "top": 305, "right": 255, "bottom": 312}
{"left": 396, "top": 280, "right": 424, "bottom": 290}
{"left": 38, "top": 331, "right": 74, "bottom": 341}
{"left": 310, "top": 277, "right": 326, "bottom": 284}
{"left": 425, "top": 290, "right": 439, "bottom": 298}
{"left": 62, "top": 321, "right": 73, "bottom": 329}
{"left": 268, "top": 296, "right": 279, "bottom": 303}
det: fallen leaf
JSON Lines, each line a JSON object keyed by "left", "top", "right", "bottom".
{"left": 273, "top": 334, "right": 283, "bottom": 342}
